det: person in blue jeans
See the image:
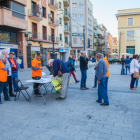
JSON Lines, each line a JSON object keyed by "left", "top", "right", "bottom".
{"left": 8, "top": 52, "right": 18, "bottom": 92}
{"left": 121, "top": 55, "right": 125, "bottom": 75}
{"left": 125, "top": 56, "right": 131, "bottom": 75}
{"left": 96, "top": 53, "right": 109, "bottom": 106}
{"left": 79, "top": 51, "right": 89, "bottom": 90}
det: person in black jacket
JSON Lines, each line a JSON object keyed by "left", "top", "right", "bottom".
{"left": 121, "top": 55, "right": 125, "bottom": 75}
{"left": 80, "top": 51, "right": 89, "bottom": 90}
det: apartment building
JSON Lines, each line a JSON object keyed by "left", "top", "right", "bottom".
{"left": 57, "top": 0, "right": 71, "bottom": 62}
{"left": 116, "top": 8, "right": 140, "bottom": 57}
{"left": 113, "top": 37, "right": 118, "bottom": 54}
{"left": 108, "top": 33, "right": 113, "bottom": 57}
{"left": 25, "top": 0, "right": 59, "bottom": 68}
{"left": 0, "top": 0, "right": 27, "bottom": 68}
{"left": 70, "top": 0, "right": 93, "bottom": 60}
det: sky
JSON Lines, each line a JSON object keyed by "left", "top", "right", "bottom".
{"left": 91, "top": 0, "right": 140, "bottom": 38}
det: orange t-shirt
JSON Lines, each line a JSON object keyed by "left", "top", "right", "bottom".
{"left": 9, "top": 58, "right": 16, "bottom": 68}
{"left": 0, "top": 61, "right": 7, "bottom": 82}
{"left": 103, "top": 58, "right": 109, "bottom": 77}
{"left": 31, "top": 58, "right": 42, "bottom": 77}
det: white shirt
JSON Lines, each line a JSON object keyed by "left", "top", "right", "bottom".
{"left": 7, "top": 58, "right": 12, "bottom": 76}
{"left": 130, "top": 59, "right": 140, "bottom": 74}
{"left": 16, "top": 59, "right": 21, "bottom": 64}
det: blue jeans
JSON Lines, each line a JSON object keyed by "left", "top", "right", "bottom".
{"left": 17, "top": 64, "right": 20, "bottom": 69}
{"left": 94, "top": 76, "right": 97, "bottom": 87}
{"left": 126, "top": 65, "right": 130, "bottom": 75}
{"left": 135, "top": 78, "right": 139, "bottom": 87}
{"left": 121, "top": 64, "right": 124, "bottom": 74}
{"left": 0, "top": 82, "right": 9, "bottom": 101}
{"left": 12, "top": 72, "right": 18, "bottom": 91}
{"left": 97, "top": 77, "right": 109, "bottom": 105}
{"left": 81, "top": 70, "right": 87, "bottom": 88}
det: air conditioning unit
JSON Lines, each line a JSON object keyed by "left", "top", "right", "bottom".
{"left": 38, "top": 4, "right": 42, "bottom": 13}
{"left": 48, "top": 14, "right": 52, "bottom": 18}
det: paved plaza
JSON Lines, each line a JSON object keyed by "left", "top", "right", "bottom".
{"left": 1, "top": 64, "right": 140, "bottom": 140}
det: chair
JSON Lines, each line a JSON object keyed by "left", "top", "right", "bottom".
{"left": 14, "top": 78, "right": 30, "bottom": 101}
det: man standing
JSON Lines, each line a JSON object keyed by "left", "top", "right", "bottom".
{"left": 68, "top": 56, "right": 79, "bottom": 83}
{"left": 51, "top": 59, "right": 70, "bottom": 100}
{"left": 16, "top": 57, "right": 21, "bottom": 70}
{"left": 96, "top": 53, "right": 109, "bottom": 106}
{"left": 80, "top": 51, "right": 89, "bottom": 90}
{"left": 31, "top": 52, "right": 44, "bottom": 96}
{"left": 2, "top": 50, "right": 16, "bottom": 97}
{"left": 0, "top": 52, "right": 11, "bottom": 104}
{"left": 8, "top": 52, "right": 18, "bottom": 92}
{"left": 121, "top": 55, "right": 125, "bottom": 75}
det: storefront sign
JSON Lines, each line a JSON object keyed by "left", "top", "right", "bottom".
{"left": 72, "top": 33, "right": 83, "bottom": 36}
{"left": 59, "top": 49, "right": 69, "bottom": 52}
{"left": 0, "top": 43, "right": 18, "bottom": 49}
{"left": 31, "top": 46, "right": 40, "bottom": 51}
{"left": 48, "top": 49, "right": 59, "bottom": 52}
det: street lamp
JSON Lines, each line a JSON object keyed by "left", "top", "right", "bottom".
{"left": 50, "top": 35, "right": 57, "bottom": 59}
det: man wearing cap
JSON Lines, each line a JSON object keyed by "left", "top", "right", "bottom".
{"left": 31, "top": 52, "right": 44, "bottom": 96}
{"left": 8, "top": 52, "right": 18, "bottom": 92}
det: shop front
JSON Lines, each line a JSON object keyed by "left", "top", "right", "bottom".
{"left": 59, "top": 48, "right": 69, "bottom": 62}
{"left": 70, "top": 49, "right": 83, "bottom": 60}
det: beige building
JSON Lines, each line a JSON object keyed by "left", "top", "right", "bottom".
{"left": 116, "top": 8, "right": 140, "bottom": 58}
{"left": 25, "top": 0, "right": 59, "bottom": 68}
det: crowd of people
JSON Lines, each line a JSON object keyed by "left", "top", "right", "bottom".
{"left": 0, "top": 49, "right": 110, "bottom": 105}
{"left": 121, "top": 54, "right": 140, "bottom": 90}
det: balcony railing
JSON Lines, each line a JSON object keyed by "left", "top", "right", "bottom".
{"left": 64, "top": 10, "right": 70, "bottom": 20}
{"left": 64, "top": 25, "right": 71, "bottom": 33}
{"left": 65, "top": 42, "right": 71, "bottom": 47}
{"left": 28, "top": 9, "right": 42, "bottom": 21}
{"left": 49, "top": 18, "right": 59, "bottom": 26}
{"left": 63, "top": 0, "right": 70, "bottom": 7}
{"left": 49, "top": 0, "right": 58, "bottom": 9}
{"left": 30, "top": 32, "right": 59, "bottom": 43}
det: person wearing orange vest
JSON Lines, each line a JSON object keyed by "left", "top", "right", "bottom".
{"left": 103, "top": 57, "right": 109, "bottom": 89}
{"left": 31, "top": 52, "right": 44, "bottom": 97}
{"left": 0, "top": 52, "right": 11, "bottom": 104}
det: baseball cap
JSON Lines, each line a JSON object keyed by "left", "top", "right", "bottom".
{"left": 9, "top": 52, "right": 14, "bottom": 55}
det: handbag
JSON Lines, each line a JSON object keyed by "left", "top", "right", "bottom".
{"left": 133, "top": 60, "right": 139, "bottom": 78}
{"left": 57, "top": 60, "right": 62, "bottom": 77}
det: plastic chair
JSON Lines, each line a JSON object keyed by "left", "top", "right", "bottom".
{"left": 14, "top": 78, "right": 30, "bottom": 101}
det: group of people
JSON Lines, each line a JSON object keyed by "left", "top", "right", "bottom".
{"left": 121, "top": 55, "right": 140, "bottom": 90}
{"left": 79, "top": 51, "right": 109, "bottom": 106}
{"left": 0, "top": 50, "right": 19, "bottom": 104}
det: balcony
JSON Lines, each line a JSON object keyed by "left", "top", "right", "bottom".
{"left": 30, "top": 32, "right": 59, "bottom": 43}
{"left": 64, "top": 26, "right": 70, "bottom": 34}
{"left": 49, "top": 18, "right": 59, "bottom": 27}
{"left": 28, "top": 9, "right": 42, "bottom": 21}
{"left": 64, "top": 11, "right": 70, "bottom": 21}
{"left": 48, "top": 0, "right": 58, "bottom": 10}
{"left": 94, "top": 33, "right": 98, "bottom": 38}
{"left": 63, "top": 0, "right": 70, "bottom": 7}
{"left": 0, "top": 7, "right": 27, "bottom": 30}
{"left": 94, "top": 43, "right": 98, "bottom": 46}
{"left": 94, "top": 26, "right": 97, "bottom": 30}
{"left": 65, "top": 42, "right": 71, "bottom": 47}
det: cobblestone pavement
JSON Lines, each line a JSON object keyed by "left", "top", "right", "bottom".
{"left": 1, "top": 64, "right": 140, "bottom": 140}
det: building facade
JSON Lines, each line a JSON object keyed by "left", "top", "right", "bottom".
{"left": 57, "top": 0, "right": 71, "bottom": 62}
{"left": 25, "top": 0, "right": 59, "bottom": 68}
{"left": 116, "top": 8, "right": 140, "bottom": 57}
{"left": 0, "top": 0, "right": 27, "bottom": 68}
{"left": 113, "top": 37, "right": 118, "bottom": 54}
{"left": 108, "top": 33, "right": 113, "bottom": 57}
{"left": 70, "top": 0, "right": 93, "bottom": 60}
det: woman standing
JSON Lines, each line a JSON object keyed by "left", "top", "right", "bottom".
{"left": 125, "top": 56, "right": 131, "bottom": 75}
{"left": 135, "top": 56, "right": 140, "bottom": 88}
{"left": 16, "top": 57, "right": 21, "bottom": 70}
{"left": 130, "top": 55, "right": 140, "bottom": 90}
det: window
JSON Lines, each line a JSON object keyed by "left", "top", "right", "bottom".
{"left": 80, "top": 26, "right": 83, "bottom": 32}
{"left": 127, "top": 31, "right": 134, "bottom": 40}
{"left": 11, "top": 32, "right": 17, "bottom": 43}
{"left": 73, "top": 37, "right": 77, "bottom": 44}
{"left": 73, "top": 25, "right": 77, "bottom": 32}
{"left": 128, "top": 18, "right": 133, "bottom": 25}
{"left": 42, "top": 7, "right": 46, "bottom": 18}
{"left": 51, "top": 28, "right": 55, "bottom": 36}
{"left": 59, "top": 18, "right": 62, "bottom": 25}
{"left": 65, "top": 36, "right": 68, "bottom": 44}
{"left": 79, "top": 3, "right": 84, "bottom": 8}
{"left": 73, "top": 14, "right": 77, "bottom": 19}
{"left": 43, "top": 26, "right": 47, "bottom": 40}
{"left": 60, "top": 34, "right": 62, "bottom": 41}
{"left": 80, "top": 37, "right": 82, "bottom": 44}
{"left": 65, "top": 23, "right": 68, "bottom": 30}
{"left": 80, "top": 14, "right": 84, "bottom": 20}
{"left": 32, "top": 23, "right": 37, "bottom": 38}
{"left": 72, "top": 3, "right": 77, "bottom": 8}
{"left": 59, "top": 2, "right": 61, "bottom": 9}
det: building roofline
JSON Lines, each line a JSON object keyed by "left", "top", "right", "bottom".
{"left": 118, "top": 8, "right": 140, "bottom": 11}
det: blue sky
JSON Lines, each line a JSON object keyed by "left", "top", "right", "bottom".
{"left": 91, "top": 0, "right": 140, "bottom": 38}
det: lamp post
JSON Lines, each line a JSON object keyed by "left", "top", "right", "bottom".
{"left": 50, "top": 35, "right": 57, "bottom": 59}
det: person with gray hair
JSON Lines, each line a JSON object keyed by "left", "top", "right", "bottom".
{"left": 95, "top": 53, "right": 109, "bottom": 106}
{"left": 0, "top": 51, "right": 11, "bottom": 104}
{"left": 2, "top": 49, "right": 16, "bottom": 97}
{"left": 80, "top": 50, "right": 89, "bottom": 90}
